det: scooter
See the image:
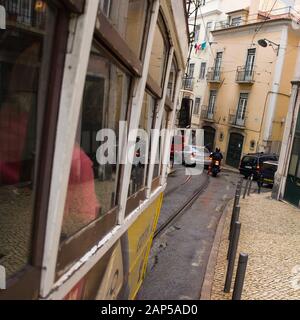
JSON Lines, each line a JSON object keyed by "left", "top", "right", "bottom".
{"left": 210, "top": 159, "right": 221, "bottom": 177}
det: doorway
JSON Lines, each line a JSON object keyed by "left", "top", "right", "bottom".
{"left": 226, "top": 133, "right": 244, "bottom": 168}
{"left": 203, "top": 126, "right": 216, "bottom": 152}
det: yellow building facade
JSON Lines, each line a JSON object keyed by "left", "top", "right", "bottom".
{"left": 201, "top": 3, "right": 300, "bottom": 167}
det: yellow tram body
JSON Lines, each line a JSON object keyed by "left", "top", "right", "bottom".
{"left": 0, "top": 0, "right": 188, "bottom": 300}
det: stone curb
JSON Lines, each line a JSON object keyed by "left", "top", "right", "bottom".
{"left": 199, "top": 199, "right": 233, "bottom": 300}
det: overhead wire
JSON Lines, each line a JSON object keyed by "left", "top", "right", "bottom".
{"left": 250, "top": 0, "right": 279, "bottom": 46}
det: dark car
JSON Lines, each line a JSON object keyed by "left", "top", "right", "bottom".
{"left": 258, "top": 160, "right": 278, "bottom": 186}
{"left": 239, "top": 153, "right": 279, "bottom": 179}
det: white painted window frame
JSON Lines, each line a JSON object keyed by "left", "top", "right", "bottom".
{"left": 40, "top": 0, "right": 162, "bottom": 299}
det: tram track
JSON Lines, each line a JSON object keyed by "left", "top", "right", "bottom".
{"left": 154, "top": 175, "right": 210, "bottom": 239}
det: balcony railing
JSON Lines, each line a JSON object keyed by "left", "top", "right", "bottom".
{"left": 206, "top": 67, "right": 222, "bottom": 83}
{"left": 182, "top": 77, "right": 194, "bottom": 90}
{"left": 214, "top": 19, "right": 246, "bottom": 31}
{"left": 0, "top": 0, "right": 46, "bottom": 29}
{"left": 201, "top": 107, "right": 215, "bottom": 122}
{"left": 214, "top": 6, "right": 300, "bottom": 31}
{"left": 236, "top": 66, "right": 255, "bottom": 84}
{"left": 228, "top": 113, "right": 246, "bottom": 128}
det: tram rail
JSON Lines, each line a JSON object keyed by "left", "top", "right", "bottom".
{"left": 154, "top": 175, "right": 210, "bottom": 239}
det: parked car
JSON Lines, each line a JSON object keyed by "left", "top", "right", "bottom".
{"left": 239, "top": 153, "right": 279, "bottom": 178}
{"left": 181, "top": 145, "right": 211, "bottom": 168}
{"left": 258, "top": 160, "right": 278, "bottom": 187}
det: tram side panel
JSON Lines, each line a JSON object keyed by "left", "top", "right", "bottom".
{"left": 64, "top": 193, "right": 163, "bottom": 300}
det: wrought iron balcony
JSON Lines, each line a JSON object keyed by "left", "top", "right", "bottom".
{"left": 201, "top": 106, "right": 215, "bottom": 122}
{"left": 206, "top": 67, "right": 222, "bottom": 83}
{"left": 236, "top": 66, "right": 255, "bottom": 84}
{"left": 182, "top": 77, "right": 194, "bottom": 90}
{"left": 0, "top": 0, "right": 46, "bottom": 29}
{"left": 228, "top": 113, "right": 246, "bottom": 128}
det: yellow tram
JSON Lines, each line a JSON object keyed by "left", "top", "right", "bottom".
{"left": 0, "top": 0, "right": 189, "bottom": 299}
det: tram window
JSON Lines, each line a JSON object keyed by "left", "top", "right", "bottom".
{"left": 61, "top": 44, "right": 130, "bottom": 241}
{"left": 167, "top": 60, "right": 178, "bottom": 102}
{"left": 0, "top": 1, "right": 53, "bottom": 278}
{"left": 128, "top": 93, "right": 156, "bottom": 197}
{"left": 153, "top": 109, "right": 169, "bottom": 179}
{"left": 98, "top": 0, "right": 149, "bottom": 58}
{"left": 149, "top": 21, "right": 168, "bottom": 87}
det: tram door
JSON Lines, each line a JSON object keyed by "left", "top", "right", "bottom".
{"left": 226, "top": 133, "right": 244, "bottom": 168}
{"left": 284, "top": 124, "right": 300, "bottom": 207}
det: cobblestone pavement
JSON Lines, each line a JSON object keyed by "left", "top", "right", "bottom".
{"left": 211, "top": 192, "right": 300, "bottom": 300}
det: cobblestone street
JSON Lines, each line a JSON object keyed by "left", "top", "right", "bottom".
{"left": 211, "top": 193, "right": 300, "bottom": 300}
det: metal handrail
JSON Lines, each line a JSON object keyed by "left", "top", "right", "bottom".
{"left": 228, "top": 113, "right": 246, "bottom": 127}
{"left": 201, "top": 106, "right": 215, "bottom": 121}
{"left": 236, "top": 66, "right": 255, "bottom": 83}
{"left": 206, "top": 67, "right": 222, "bottom": 82}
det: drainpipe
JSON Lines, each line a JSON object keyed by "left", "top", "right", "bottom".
{"left": 262, "top": 26, "right": 288, "bottom": 150}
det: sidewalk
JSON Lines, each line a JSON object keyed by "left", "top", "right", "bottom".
{"left": 210, "top": 192, "right": 300, "bottom": 300}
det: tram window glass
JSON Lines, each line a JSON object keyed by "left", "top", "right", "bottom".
{"left": 61, "top": 44, "right": 130, "bottom": 241}
{"left": 153, "top": 109, "right": 169, "bottom": 179}
{"left": 129, "top": 93, "right": 156, "bottom": 196}
{"left": 149, "top": 20, "right": 168, "bottom": 87}
{"left": 0, "top": 1, "right": 53, "bottom": 278}
{"left": 98, "top": 0, "right": 148, "bottom": 58}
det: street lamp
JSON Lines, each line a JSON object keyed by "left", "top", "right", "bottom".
{"left": 258, "top": 38, "right": 280, "bottom": 56}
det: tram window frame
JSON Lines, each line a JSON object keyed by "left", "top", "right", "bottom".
{"left": 0, "top": 1, "right": 69, "bottom": 299}
{"left": 125, "top": 91, "right": 157, "bottom": 215}
{"left": 56, "top": 41, "right": 133, "bottom": 277}
{"left": 151, "top": 106, "right": 170, "bottom": 192}
{"left": 148, "top": 11, "right": 171, "bottom": 89}
{"left": 95, "top": 0, "right": 153, "bottom": 77}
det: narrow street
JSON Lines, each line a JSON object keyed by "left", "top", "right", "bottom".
{"left": 138, "top": 167, "right": 239, "bottom": 300}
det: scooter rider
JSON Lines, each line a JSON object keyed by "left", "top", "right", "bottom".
{"left": 212, "top": 148, "right": 223, "bottom": 163}
{"left": 208, "top": 148, "right": 223, "bottom": 175}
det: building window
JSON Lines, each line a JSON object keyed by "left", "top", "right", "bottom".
{"left": 194, "top": 98, "right": 201, "bottom": 115}
{"left": 199, "top": 62, "right": 207, "bottom": 79}
{"left": 208, "top": 90, "right": 217, "bottom": 114}
{"left": 231, "top": 16, "right": 242, "bottom": 26}
{"left": 237, "top": 93, "right": 249, "bottom": 121}
{"left": 205, "top": 21, "right": 213, "bottom": 42}
{"left": 194, "top": 24, "right": 200, "bottom": 42}
{"left": 98, "top": 0, "right": 149, "bottom": 58}
{"left": 61, "top": 43, "right": 130, "bottom": 242}
{"left": 245, "top": 48, "right": 256, "bottom": 80}
{"left": 0, "top": 1, "right": 54, "bottom": 279}
{"left": 149, "top": 17, "right": 169, "bottom": 87}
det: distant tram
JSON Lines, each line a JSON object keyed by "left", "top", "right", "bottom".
{"left": 0, "top": 0, "right": 188, "bottom": 299}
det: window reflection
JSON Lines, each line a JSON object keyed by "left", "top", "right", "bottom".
{"left": 61, "top": 44, "right": 130, "bottom": 240}
{"left": 153, "top": 109, "right": 169, "bottom": 179}
{"left": 129, "top": 93, "right": 156, "bottom": 196}
{"left": 0, "top": 0, "right": 52, "bottom": 278}
{"left": 149, "top": 22, "right": 168, "bottom": 87}
{"left": 167, "top": 61, "right": 177, "bottom": 102}
{"left": 99, "top": 0, "right": 148, "bottom": 58}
